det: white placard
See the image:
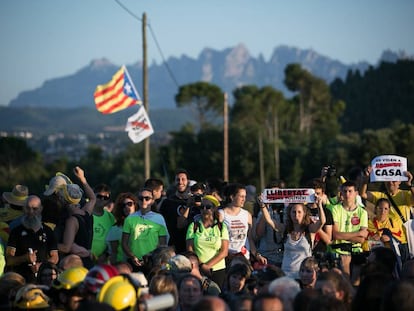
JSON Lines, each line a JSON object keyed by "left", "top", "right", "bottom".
{"left": 370, "top": 155, "right": 408, "bottom": 182}
{"left": 261, "top": 188, "right": 316, "bottom": 204}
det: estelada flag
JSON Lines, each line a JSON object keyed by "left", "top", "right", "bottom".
{"left": 125, "top": 105, "right": 154, "bottom": 144}
{"left": 94, "top": 66, "right": 141, "bottom": 114}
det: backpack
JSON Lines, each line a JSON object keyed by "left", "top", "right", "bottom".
{"left": 193, "top": 220, "right": 223, "bottom": 237}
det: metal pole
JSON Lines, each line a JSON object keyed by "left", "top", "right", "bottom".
{"left": 223, "top": 93, "right": 229, "bottom": 182}
{"left": 142, "top": 13, "right": 150, "bottom": 179}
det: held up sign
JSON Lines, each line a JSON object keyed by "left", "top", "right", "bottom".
{"left": 370, "top": 155, "right": 408, "bottom": 182}
{"left": 261, "top": 188, "right": 316, "bottom": 204}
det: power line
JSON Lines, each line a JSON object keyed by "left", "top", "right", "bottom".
{"left": 114, "top": 0, "right": 180, "bottom": 89}
{"left": 147, "top": 24, "right": 180, "bottom": 88}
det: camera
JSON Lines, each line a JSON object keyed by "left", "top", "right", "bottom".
{"left": 326, "top": 165, "right": 337, "bottom": 177}
{"left": 193, "top": 194, "right": 203, "bottom": 203}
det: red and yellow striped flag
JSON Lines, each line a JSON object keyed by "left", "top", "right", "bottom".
{"left": 94, "top": 66, "right": 141, "bottom": 114}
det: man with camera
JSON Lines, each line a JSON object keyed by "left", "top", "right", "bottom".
{"left": 160, "top": 169, "right": 192, "bottom": 253}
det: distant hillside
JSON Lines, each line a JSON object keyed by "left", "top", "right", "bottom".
{"left": 10, "top": 44, "right": 377, "bottom": 110}
{"left": 0, "top": 106, "right": 194, "bottom": 135}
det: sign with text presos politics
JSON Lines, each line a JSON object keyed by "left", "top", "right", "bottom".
{"left": 261, "top": 188, "right": 316, "bottom": 204}
{"left": 370, "top": 155, "right": 408, "bottom": 182}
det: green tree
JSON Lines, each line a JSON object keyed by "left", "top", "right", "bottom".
{"left": 175, "top": 82, "right": 224, "bottom": 130}
{"left": 0, "top": 137, "right": 47, "bottom": 193}
{"left": 231, "top": 85, "right": 289, "bottom": 185}
{"left": 284, "top": 64, "right": 344, "bottom": 137}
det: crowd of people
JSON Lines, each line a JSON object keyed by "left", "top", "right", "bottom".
{"left": 0, "top": 163, "right": 414, "bottom": 311}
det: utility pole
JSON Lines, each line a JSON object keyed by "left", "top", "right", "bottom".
{"left": 223, "top": 93, "right": 229, "bottom": 182}
{"left": 142, "top": 13, "right": 150, "bottom": 179}
{"left": 259, "top": 131, "right": 265, "bottom": 190}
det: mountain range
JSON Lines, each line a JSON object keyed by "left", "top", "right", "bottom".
{"left": 10, "top": 44, "right": 412, "bottom": 110}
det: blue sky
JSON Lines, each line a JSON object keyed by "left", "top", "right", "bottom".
{"left": 1, "top": 0, "right": 413, "bottom": 107}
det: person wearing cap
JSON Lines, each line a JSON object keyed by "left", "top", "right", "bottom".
{"left": 57, "top": 167, "right": 96, "bottom": 269}
{"left": 2, "top": 185, "right": 29, "bottom": 228}
{"left": 6, "top": 195, "right": 59, "bottom": 283}
{"left": 186, "top": 195, "right": 229, "bottom": 288}
{"left": 49, "top": 266, "right": 88, "bottom": 311}
{"left": 13, "top": 284, "right": 51, "bottom": 310}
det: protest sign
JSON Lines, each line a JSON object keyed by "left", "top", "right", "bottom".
{"left": 261, "top": 188, "right": 316, "bottom": 204}
{"left": 370, "top": 155, "right": 408, "bottom": 182}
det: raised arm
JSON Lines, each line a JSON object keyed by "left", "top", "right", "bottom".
{"left": 405, "top": 171, "right": 414, "bottom": 198}
{"left": 308, "top": 198, "right": 326, "bottom": 233}
{"left": 258, "top": 203, "right": 285, "bottom": 233}
{"left": 73, "top": 166, "right": 96, "bottom": 215}
{"left": 360, "top": 166, "right": 374, "bottom": 202}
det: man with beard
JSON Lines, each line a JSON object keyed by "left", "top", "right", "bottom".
{"left": 6, "top": 195, "right": 58, "bottom": 282}
{"left": 160, "top": 169, "right": 191, "bottom": 253}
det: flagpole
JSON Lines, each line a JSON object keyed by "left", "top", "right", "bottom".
{"left": 142, "top": 12, "right": 150, "bottom": 179}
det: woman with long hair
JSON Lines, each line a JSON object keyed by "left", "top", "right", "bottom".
{"left": 260, "top": 199, "right": 325, "bottom": 278}
{"left": 106, "top": 192, "right": 138, "bottom": 264}
{"left": 219, "top": 183, "right": 267, "bottom": 266}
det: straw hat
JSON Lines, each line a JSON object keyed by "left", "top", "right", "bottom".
{"left": 2, "top": 185, "right": 29, "bottom": 206}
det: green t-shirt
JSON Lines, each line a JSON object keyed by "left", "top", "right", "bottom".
{"left": 186, "top": 221, "right": 229, "bottom": 271}
{"left": 0, "top": 240, "right": 5, "bottom": 277}
{"left": 123, "top": 211, "right": 168, "bottom": 259}
{"left": 92, "top": 210, "right": 115, "bottom": 257}
{"left": 331, "top": 204, "right": 368, "bottom": 254}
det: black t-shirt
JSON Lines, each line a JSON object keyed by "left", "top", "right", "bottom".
{"left": 160, "top": 195, "right": 189, "bottom": 253}
{"left": 308, "top": 206, "right": 334, "bottom": 253}
{"left": 7, "top": 223, "right": 57, "bottom": 282}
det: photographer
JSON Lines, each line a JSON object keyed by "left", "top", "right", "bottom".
{"left": 321, "top": 165, "right": 340, "bottom": 203}
{"left": 177, "top": 182, "right": 206, "bottom": 228}
{"left": 307, "top": 178, "right": 335, "bottom": 270}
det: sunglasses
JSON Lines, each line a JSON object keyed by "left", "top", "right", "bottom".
{"left": 96, "top": 194, "right": 110, "bottom": 200}
{"left": 123, "top": 201, "right": 135, "bottom": 207}
{"left": 201, "top": 204, "right": 214, "bottom": 210}
{"left": 138, "top": 196, "right": 153, "bottom": 202}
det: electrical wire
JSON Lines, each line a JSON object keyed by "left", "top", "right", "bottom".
{"left": 114, "top": 0, "right": 180, "bottom": 88}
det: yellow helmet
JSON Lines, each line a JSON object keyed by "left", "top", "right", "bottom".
{"left": 14, "top": 284, "right": 50, "bottom": 309}
{"left": 52, "top": 266, "right": 88, "bottom": 290}
{"left": 97, "top": 275, "right": 137, "bottom": 311}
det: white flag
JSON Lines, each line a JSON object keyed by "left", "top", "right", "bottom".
{"left": 125, "top": 106, "right": 154, "bottom": 144}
